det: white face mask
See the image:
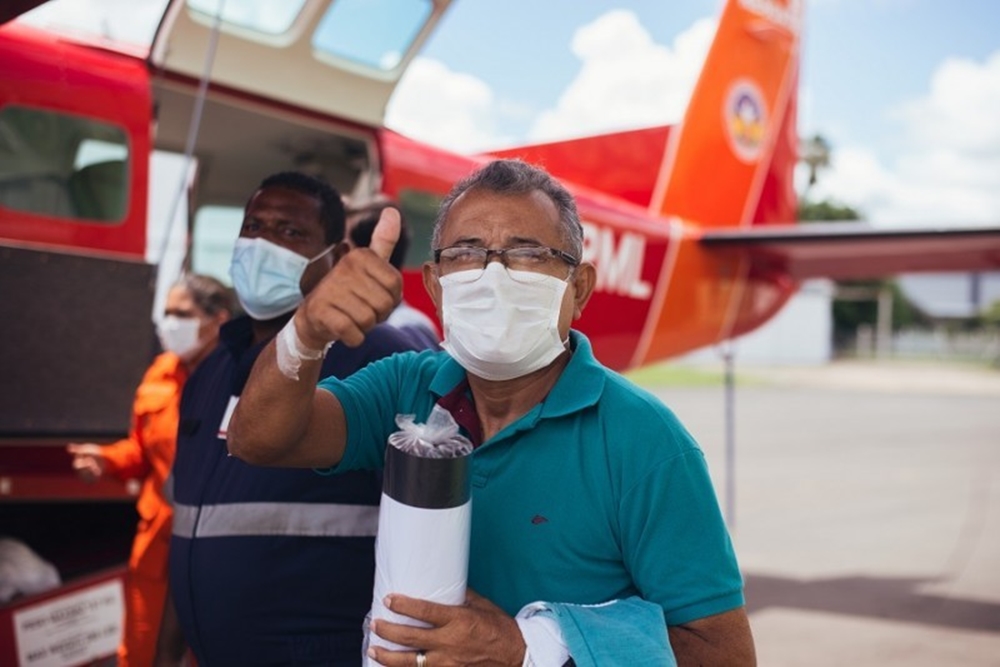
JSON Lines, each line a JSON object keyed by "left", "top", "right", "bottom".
{"left": 439, "top": 262, "right": 569, "bottom": 381}
{"left": 156, "top": 316, "right": 202, "bottom": 361}
{"left": 229, "top": 237, "right": 333, "bottom": 321}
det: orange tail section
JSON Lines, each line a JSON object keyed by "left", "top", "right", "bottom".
{"left": 633, "top": 0, "right": 803, "bottom": 366}
{"left": 651, "top": 0, "right": 801, "bottom": 228}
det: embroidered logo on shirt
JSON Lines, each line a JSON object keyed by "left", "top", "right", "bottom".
{"left": 531, "top": 515, "right": 549, "bottom": 525}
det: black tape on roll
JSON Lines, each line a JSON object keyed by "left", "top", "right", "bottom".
{"left": 383, "top": 444, "right": 471, "bottom": 510}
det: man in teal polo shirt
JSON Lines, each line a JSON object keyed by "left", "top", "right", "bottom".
{"left": 229, "top": 159, "right": 756, "bottom": 666}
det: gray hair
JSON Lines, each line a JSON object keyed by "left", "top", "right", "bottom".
{"left": 431, "top": 159, "right": 584, "bottom": 259}
{"left": 175, "top": 273, "right": 234, "bottom": 317}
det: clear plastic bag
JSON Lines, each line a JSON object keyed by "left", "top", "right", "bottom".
{"left": 387, "top": 404, "right": 473, "bottom": 459}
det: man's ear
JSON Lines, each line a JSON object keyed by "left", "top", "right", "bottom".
{"left": 571, "top": 263, "right": 597, "bottom": 320}
{"left": 422, "top": 261, "right": 443, "bottom": 315}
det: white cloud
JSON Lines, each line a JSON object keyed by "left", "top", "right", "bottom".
{"left": 385, "top": 58, "right": 509, "bottom": 154}
{"left": 897, "top": 52, "right": 1000, "bottom": 153}
{"left": 388, "top": 8, "right": 1000, "bottom": 233}
{"left": 814, "top": 50, "right": 1000, "bottom": 226}
{"left": 529, "top": 11, "right": 715, "bottom": 142}
{"left": 387, "top": 10, "right": 715, "bottom": 154}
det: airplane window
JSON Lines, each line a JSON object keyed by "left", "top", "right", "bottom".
{"left": 186, "top": 0, "right": 305, "bottom": 36}
{"left": 399, "top": 189, "right": 441, "bottom": 267}
{"left": 191, "top": 205, "right": 244, "bottom": 285}
{"left": 313, "top": 0, "right": 433, "bottom": 72}
{"left": 0, "top": 105, "right": 129, "bottom": 223}
{"left": 76, "top": 139, "right": 129, "bottom": 170}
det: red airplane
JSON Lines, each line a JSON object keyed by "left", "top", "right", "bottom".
{"left": 1, "top": 0, "right": 998, "bottom": 662}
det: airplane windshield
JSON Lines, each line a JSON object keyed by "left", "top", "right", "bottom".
{"left": 184, "top": 0, "right": 432, "bottom": 72}
{"left": 186, "top": 0, "right": 304, "bottom": 36}
{"left": 18, "top": 0, "right": 438, "bottom": 77}
{"left": 313, "top": 0, "right": 433, "bottom": 72}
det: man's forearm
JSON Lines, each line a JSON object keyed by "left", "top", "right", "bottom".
{"left": 668, "top": 608, "right": 756, "bottom": 666}
{"left": 226, "top": 339, "right": 329, "bottom": 466}
{"left": 229, "top": 226, "right": 401, "bottom": 467}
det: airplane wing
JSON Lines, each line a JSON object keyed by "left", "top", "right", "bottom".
{"left": 700, "top": 223, "right": 1000, "bottom": 280}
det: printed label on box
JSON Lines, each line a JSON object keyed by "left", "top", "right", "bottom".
{"left": 14, "top": 580, "right": 123, "bottom": 667}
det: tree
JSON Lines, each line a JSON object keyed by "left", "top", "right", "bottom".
{"left": 798, "top": 199, "right": 861, "bottom": 222}
{"left": 799, "top": 134, "right": 831, "bottom": 190}
{"left": 797, "top": 150, "right": 928, "bottom": 354}
{"left": 982, "top": 300, "right": 1000, "bottom": 328}
{"left": 830, "top": 279, "right": 931, "bottom": 350}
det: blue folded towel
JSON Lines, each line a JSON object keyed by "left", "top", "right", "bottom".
{"left": 533, "top": 597, "right": 676, "bottom": 667}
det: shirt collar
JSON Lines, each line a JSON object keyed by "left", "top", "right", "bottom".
{"left": 429, "top": 351, "right": 471, "bottom": 398}
{"left": 539, "top": 330, "right": 605, "bottom": 418}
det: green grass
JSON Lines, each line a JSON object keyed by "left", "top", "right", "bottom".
{"left": 624, "top": 363, "right": 728, "bottom": 388}
{"left": 623, "top": 360, "right": 772, "bottom": 388}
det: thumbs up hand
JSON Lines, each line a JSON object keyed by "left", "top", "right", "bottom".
{"left": 296, "top": 207, "right": 403, "bottom": 349}
{"left": 366, "top": 205, "right": 401, "bottom": 262}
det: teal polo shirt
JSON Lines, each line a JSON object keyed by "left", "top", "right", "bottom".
{"left": 319, "top": 331, "right": 744, "bottom": 625}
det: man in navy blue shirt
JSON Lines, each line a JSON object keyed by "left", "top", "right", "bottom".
{"left": 155, "top": 172, "right": 425, "bottom": 666}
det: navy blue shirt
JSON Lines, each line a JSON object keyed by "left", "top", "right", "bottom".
{"left": 169, "top": 316, "right": 422, "bottom": 666}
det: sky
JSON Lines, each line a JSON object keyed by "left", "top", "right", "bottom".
{"left": 389, "top": 0, "right": 1000, "bottom": 228}
{"left": 18, "top": 0, "right": 1000, "bottom": 229}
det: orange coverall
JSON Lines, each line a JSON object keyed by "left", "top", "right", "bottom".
{"left": 99, "top": 352, "right": 188, "bottom": 667}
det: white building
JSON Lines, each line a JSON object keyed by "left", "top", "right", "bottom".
{"left": 678, "top": 279, "right": 835, "bottom": 367}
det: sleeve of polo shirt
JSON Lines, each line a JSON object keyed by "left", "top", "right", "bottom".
{"left": 317, "top": 353, "right": 407, "bottom": 472}
{"left": 618, "top": 438, "right": 744, "bottom": 627}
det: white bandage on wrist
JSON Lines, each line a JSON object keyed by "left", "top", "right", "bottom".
{"left": 275, "top": 316, "right": 330, "bottom": 381}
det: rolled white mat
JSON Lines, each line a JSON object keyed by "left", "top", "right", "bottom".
{"left": 364, "top": 424, "right": 472, "bottom": 665}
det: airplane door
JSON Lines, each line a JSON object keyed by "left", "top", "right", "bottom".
{"left": 149, "top": 0, "right": 452, "bottom": 129}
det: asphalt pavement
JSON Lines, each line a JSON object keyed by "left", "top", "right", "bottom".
{"left": 647, "top": 360, "right": 1000, "bottom": 666}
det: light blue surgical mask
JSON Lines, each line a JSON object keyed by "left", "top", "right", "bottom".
{"left": 229, "top": 237, "right": 334, "bottom": 321}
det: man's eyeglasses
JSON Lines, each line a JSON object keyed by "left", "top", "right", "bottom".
{"left": 434, "top": 245, "right": 579, "bottom": 282}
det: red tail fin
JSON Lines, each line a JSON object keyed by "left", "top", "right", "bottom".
{"left": 650, "top": 0, "right": 802, "bottom": 227}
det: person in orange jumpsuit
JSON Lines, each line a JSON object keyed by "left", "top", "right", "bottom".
{"left": 67, "top": 274, "right": 233, "bottom": 667}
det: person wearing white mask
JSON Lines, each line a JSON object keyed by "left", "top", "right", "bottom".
{"left": 156, "top": 276, "right": 233, "bottom": 365}
{"left": 155, "top": 171, "right": 426, "bottom": 667}
{"left": 228, "top": 160, "right": 756, "bottom": 667}
{"left": 67, "top": 273, "right": 232, "bottom": 667}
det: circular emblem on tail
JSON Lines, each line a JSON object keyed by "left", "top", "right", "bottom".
{"left": 724, "top": 80, "right": 768, "bottom": 163}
